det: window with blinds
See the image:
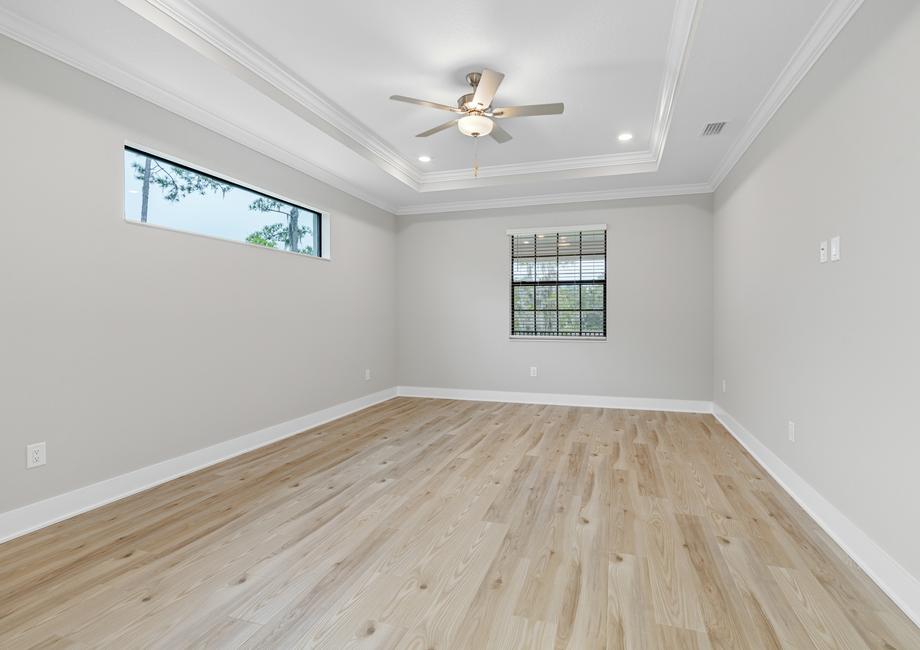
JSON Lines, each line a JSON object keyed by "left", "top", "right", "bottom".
{"left": 510, "top": 226, "right": 607, "bottom": 338}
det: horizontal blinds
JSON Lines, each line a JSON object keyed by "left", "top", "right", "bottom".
{"left": 510, "top": 229, "right": 606, "bottom": 338}
{"left": 511, "top": 230, "right": 605, "bottom": 257}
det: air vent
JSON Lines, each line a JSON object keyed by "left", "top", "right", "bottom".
{"left": 701, "top": 121, "right": 727, "bottom": 136}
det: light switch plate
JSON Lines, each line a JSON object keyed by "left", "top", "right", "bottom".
{"left": 830, "top": 236, "right": 840, "bottom": 261}
{"left": 819, "top": 241, "right": 828, "bottom": 263}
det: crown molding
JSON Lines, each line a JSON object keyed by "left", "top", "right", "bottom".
{"left": 417, "top": 156, "right": 660, "bottom": 193}
{"left": 1, "top": 0, "right": 702, "bottom": 207}
{"left": 0, "top": 1, "right": 707, "bottom": 217}
{"left": 120, "top": 0, "right": 699, "bottom": 189}
{"left": 394, "top": 182, "right": 713, "bottom": 216}
{"left": 649, "top": 0, "right": 701, "bottom": 161}
{"left": 0, "top": 5, "right": 399, "bottom": 214}
{"left": 119, "top": 0, "right": 423, "bottom": 190}
{"left": 708, "top": 0, "right": 865, "bottom": 189}
{"left": 418, "top": 150, "right": 658, "bottom": 189}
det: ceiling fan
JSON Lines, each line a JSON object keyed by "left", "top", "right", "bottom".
{"left": 390, "top": 68, "right": 564, "bottom": 144}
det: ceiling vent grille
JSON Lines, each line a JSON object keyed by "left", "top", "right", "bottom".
{"left": 701, "top": 121, "right": 727, "bottom": 136}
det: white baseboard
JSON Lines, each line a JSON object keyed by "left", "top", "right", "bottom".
{"left": 397, "top": 385, "right": 712, "bottom": 414}
{"left": 0, "top": 387, "right": 398, "bottom": 545}
{"left": 713, "top": 403, "right": 920, "bottom": 628}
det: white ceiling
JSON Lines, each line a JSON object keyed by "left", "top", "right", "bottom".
{"left": 191, "top": 0, "right": 677, "bottom": 169}
{"left": 0, "top": 0, "right": 864, "bottom": 214}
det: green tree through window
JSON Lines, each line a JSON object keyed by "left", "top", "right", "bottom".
{"left": 247, "top": 198, "right": 313, "bottom": 255}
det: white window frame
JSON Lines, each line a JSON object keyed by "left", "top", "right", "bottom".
{"left": 123, "top": 142, "right": 331, "bottom": 261}
{"left": 507, "top": 224, "right": 608, "bottom": 341}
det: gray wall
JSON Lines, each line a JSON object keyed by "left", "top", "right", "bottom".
{"left": 397, "top": 197, "right": 713, "bottom": 400}
{"left": 713, "top": 0, "right": 920, "bottom": 578}
{"left": 0, "top": 36, "right": 397, "bottom": 512}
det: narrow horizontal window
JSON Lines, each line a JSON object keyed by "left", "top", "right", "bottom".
{"left": 509, "top": 227, "right": 607, "bottom": 338}
{"left": 124, "top": 146, "right": 322, "bottom": 257}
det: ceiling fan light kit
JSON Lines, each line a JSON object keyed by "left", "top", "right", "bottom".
{"left": 458, "top": 114, "right": 493, "bottom": 137}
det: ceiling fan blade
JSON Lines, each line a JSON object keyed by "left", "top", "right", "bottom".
{"left": 492, "top": 103, "right": 565, "bottom": 118}
{"left": 416, "top": 119, "right": 459, "bottom": 138}
{"left": 490, "top": 122, "right": 512, "bottom": 144}
{"left": 390, "top": 95, "right": 461, "bottom": 113}
{"left": 471, "top": 68, "right": 505, "bottom": 109}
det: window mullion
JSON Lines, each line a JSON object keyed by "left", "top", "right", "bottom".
{"left": 555, "top": 232, "right": 560, "bottom": 336}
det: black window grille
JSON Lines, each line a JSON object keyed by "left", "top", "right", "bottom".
{"left": 510, "top": 229, "right": 606, "bottom": 337}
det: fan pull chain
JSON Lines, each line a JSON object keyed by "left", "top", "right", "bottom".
{"left": 472, "top": 136, "right": 479, "bottom": 178}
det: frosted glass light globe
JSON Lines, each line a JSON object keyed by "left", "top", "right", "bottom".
{"left": 458, "top": 114, "right": 494, "bottom": 137}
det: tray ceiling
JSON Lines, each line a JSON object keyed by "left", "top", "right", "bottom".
{"left": 0, "top": 0, "right": 864, "bottom": 214}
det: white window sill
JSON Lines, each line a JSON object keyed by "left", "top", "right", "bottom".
{"left": 509, "top": 335, "right": 607, "bottom": 341}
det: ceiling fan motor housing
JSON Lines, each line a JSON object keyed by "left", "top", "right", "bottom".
{"left": 458, "top": 92, "right": 491, "bottom": 112}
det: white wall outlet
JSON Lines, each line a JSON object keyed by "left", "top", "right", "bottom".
{"left": 721, "top": 379, "right": 727, "bottom": 393}
{"left": 364, "top": 368, "right": 371, "bottom": 381}
{"left": 26, "top": 442, "right": 46, "bottom": 469}
{"left": 830, "top": 235, "right": 841, "bottom": 261}
{"left": 530, "top": 366, "right": 538, "bottom": 377}
{"left": 787, "top": 421, "right": 796, "bottom": 442}
{"left": 819, "top": 241, "right": 828, "bottom": 263}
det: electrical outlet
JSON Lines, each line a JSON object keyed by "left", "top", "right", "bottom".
{"left": 830, "top": 236, "right": 841, "bottom": 261}
{"left": 721, "top": 379, "right": 727, "bottom": 393}
{"left": 530, "top": 366, "right": 537, "bottom": 377}
{"left": 819, "top": 241, "right": 828, "bottom": 263}
{"left": 26, "top": 442, "right": 46, "bottom": 469}
{"left": 787, "top": 421, "right": 796, "bottom": 442}
{"left": 364, "top": 368, "right": 371, "bottom": 381}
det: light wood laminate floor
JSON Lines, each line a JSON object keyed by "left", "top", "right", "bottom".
{"left": 1, "top": 397, "right": 917, "bottom": 649}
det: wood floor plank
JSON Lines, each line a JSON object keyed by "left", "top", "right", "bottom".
{"left": 770, "top": 565, "right": 871, "bottom": 650}
{"left": 0, "top": 397, "right": 915, "bottom": 648}
{"left": 718, "top": 536, "right": 816, "bottom": 649}
{"left": 607, "top": 553, "right": 653, "bottom": 650}
{"left": 675, "top": 514, "right": 757, "bottom": 649}
{"left": 643, "top": 500, "right": 706, "bottom": 633}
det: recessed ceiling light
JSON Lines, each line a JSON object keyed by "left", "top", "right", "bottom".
{"left": 417, "top": 155, "right": 432, "bottom": 162}
{"left": 617, "top": 132, "right": 634, "bottom": 142}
